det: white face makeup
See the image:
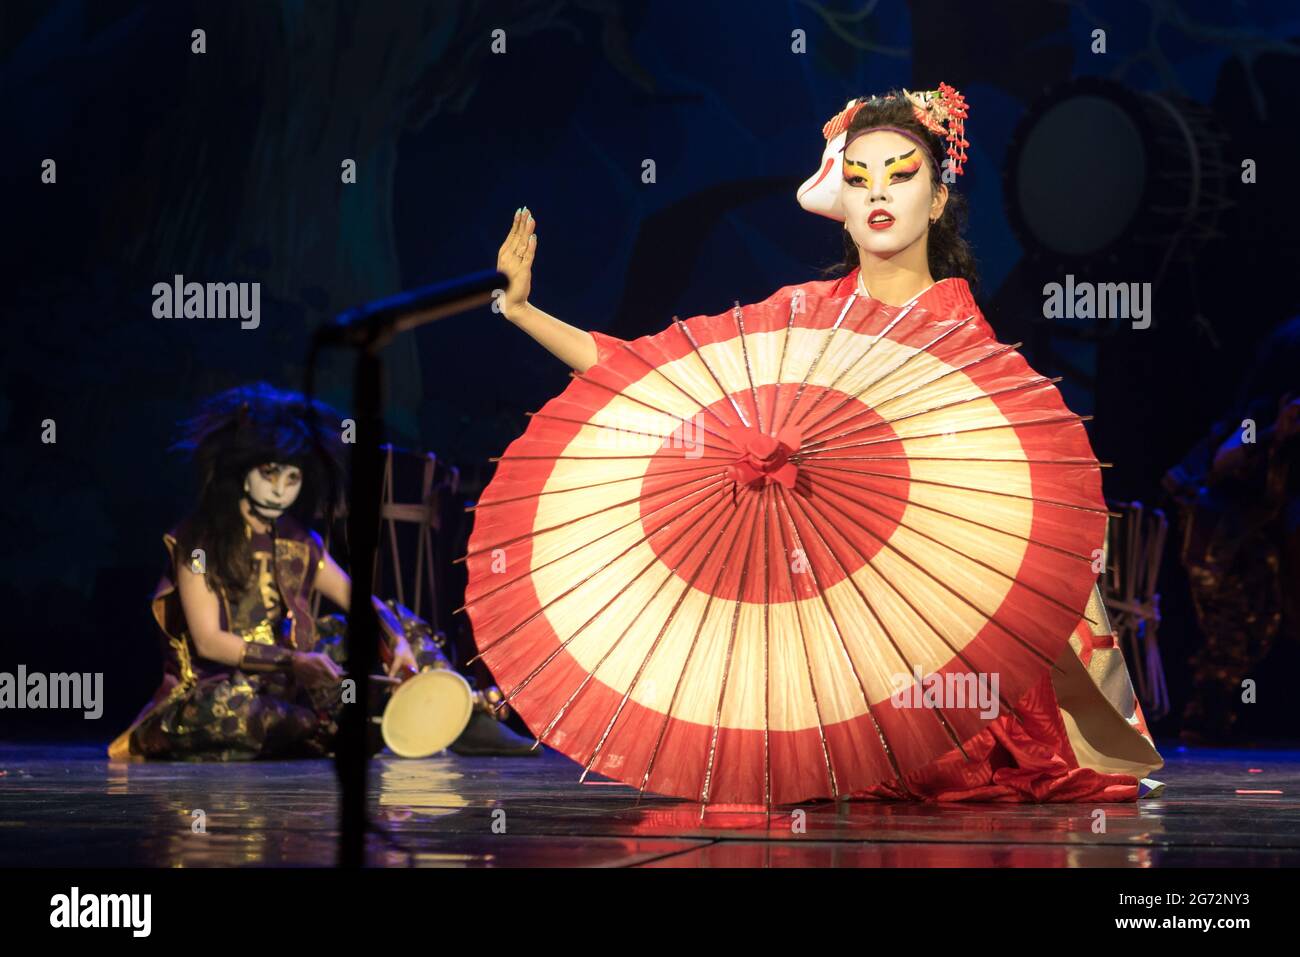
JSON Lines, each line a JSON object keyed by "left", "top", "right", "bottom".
{"left": 840, "top": 129, "right": 946, "bottom": 260}
{"left": 243, "top": 462, "right": 303, "bottom": 520}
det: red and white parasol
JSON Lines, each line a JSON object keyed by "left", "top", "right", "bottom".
{"left": 459, "top": 285, "right": 1107, "bottom": 807}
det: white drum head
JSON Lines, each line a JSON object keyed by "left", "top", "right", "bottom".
{"left": 381, "top": 670, "right": 474, "bottom": 759}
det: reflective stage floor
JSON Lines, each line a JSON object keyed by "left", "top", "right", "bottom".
{"left": 1, "top": 742, "right": 1297, "bottom": 867}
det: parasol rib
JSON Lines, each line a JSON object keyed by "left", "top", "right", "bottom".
{"left": 769, "top": 489, "right": 842, "bottom": 798}
{"left": 522, "top": 410, "right": 739, "bottom": 457}
{"left": 696, "top": 495, "right": 761, "bottom": 811}
{"left": 468, "top": 481, "right": 731, "bottom": 663}
{"left": 796, "top": 473, "right": 1073, "bottom": 674}
{"left": 773, "top": 293, "right": 874, "bottom": 434}
{"left": 516, "top": 490, "right": 741, "bottom": 741}
{"left": 673, "top": 316, "right": 751, "bottom": 429}
{"left": 793, "top": 413, "right": 1092, "bottom": 457}
{"left": 465, "top": 458, "right": 723, "bottom": 512}
{"left": 800, "top": 337, "right": 1022, "bottom": 449}
{"left": 768, "top": 299, "right": 801, "bottom": 438}
{"left": 805, "top": 462, "right": 1102, "bottom": 626}
{"left": 798, "top": 314, "right": 981, "bottom": 435}
{"left": 733, "top": 303, "right": 766, "bottom": 435}
{"left": 578, "top": 481, "right": 751, "bottom": 783}
{"left": 570, "top": 366, "right": 742, "bottom": 450}
{"left": 761, "top": 486, "right": 773, "bottom": 807}
{"left": 636, "top": 487, "right": 763, "bottom": 812}
{"left": 617, "top": 340, "right": 746, "bottom": 435}
{"left": 800, "top": 461, "right": 1109, "bottom": 516}
{"left": 806, "top": 465, "right": 1098, "bottom": 564}
{"left": 457, "top": 475, "right": 725, "bottom": 614}
{"left": 806, "top": 455, "right": 1107, "bottom": 466}
{"left": 491, "top": 452, "right": 732, "bottom": 462}
{"left": 457, "top": 470, "right": 727, "bottom": 564}
{"left": 791, "top": 486, "right": 1035, "bottom": 724}
{"left": 801, "top": 376, "right": 1064, "bottom": 452}
{"left": 774, "top": 485, "right": 935, "bottom": 780}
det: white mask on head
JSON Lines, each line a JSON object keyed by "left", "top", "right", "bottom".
{"left": 243, "top": 462, "right": 303, "bottom": 521}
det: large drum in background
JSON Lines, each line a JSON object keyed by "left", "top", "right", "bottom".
{"left": 1005, "top": 76, "right": 1230, "bottom": 273}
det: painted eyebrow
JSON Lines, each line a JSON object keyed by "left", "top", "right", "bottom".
{"left": 884, "top": 148, "right": 918, "bottom": 167}
{"left": 844, "top": 147, "right": 918, "bottom": 170}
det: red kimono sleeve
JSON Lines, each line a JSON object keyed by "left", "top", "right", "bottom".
{"left": 589, "top": 329, "right": 628, "bottom": 366}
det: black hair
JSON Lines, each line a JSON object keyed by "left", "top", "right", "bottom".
{"left": 172, "top": 382, "right": 346, "bottom": 597}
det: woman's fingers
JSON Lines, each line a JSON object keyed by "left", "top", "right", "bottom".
{"left": 519, "top": 211, "right": 535, "bottom": 260}
{"left": 504, "top": 210, "right": 536, "bottom": 264}
{"left": 497, "top": 210, "right": 535, "bottom": 313}
{"left": 499, "top": 210, "right": 521, "bottom": 258}
{"left": 499, "top": 209, "right": 530, "bottom": 267}
{"left": 515, "top": 208, "right": 533, "bottom": 251}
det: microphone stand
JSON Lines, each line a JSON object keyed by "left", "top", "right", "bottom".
{"left": 311, "top": 269, "right": 505, "bottom": 868}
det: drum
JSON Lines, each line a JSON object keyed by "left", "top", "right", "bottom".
{"left": 364, "top": 595, "right": 475, "bottom": 758}
{"left": 379, "top": 668, "right": 474, "bottom": 758}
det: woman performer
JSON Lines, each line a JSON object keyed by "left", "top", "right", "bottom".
{"left": 491, "top": 85, "right": 1163, "bottom": 801}
{"left": 110, "top": 383, "right": 538, "bottom": 760}
{"left": 108, "top": 383, "right": 418, "bottom": 760}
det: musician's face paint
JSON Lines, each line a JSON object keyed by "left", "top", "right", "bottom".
{"left": 841, "top": 129, "right": 946, "bottom": 260}
{"left": 243, "top": 463, "right": 303, "bottom": 520}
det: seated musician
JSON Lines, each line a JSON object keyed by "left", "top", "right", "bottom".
{"left": 109, "top": 382, "right": 533, "bottom": 760}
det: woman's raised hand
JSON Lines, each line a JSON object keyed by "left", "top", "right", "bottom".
{"left": 492, "top": 208, "right": 596, "bottom": 371}
{"left": 497, "top": 207, "right": 536, "bottom": 320}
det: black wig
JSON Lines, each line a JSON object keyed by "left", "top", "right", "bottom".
{"left": 172, "top": 382, "right": 347, "bottom": 596}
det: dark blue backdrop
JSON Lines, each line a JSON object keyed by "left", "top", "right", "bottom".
{"left": 4, "top": 0, "right": 1300, "bottom": 739}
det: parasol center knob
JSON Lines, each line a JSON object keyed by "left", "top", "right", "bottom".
{"left": 726, "top": 425, "right": 803, "bottom": 490}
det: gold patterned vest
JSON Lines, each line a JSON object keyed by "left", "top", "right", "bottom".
{"left": 107, "top": 512, "right": 326, "bottom": 758}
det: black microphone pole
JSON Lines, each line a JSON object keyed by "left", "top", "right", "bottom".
{"left": 319, "top": 269, "right": 507, "bottom": 349}
{"left": 315, "top": 269, "right": 505, "bottom": 868}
